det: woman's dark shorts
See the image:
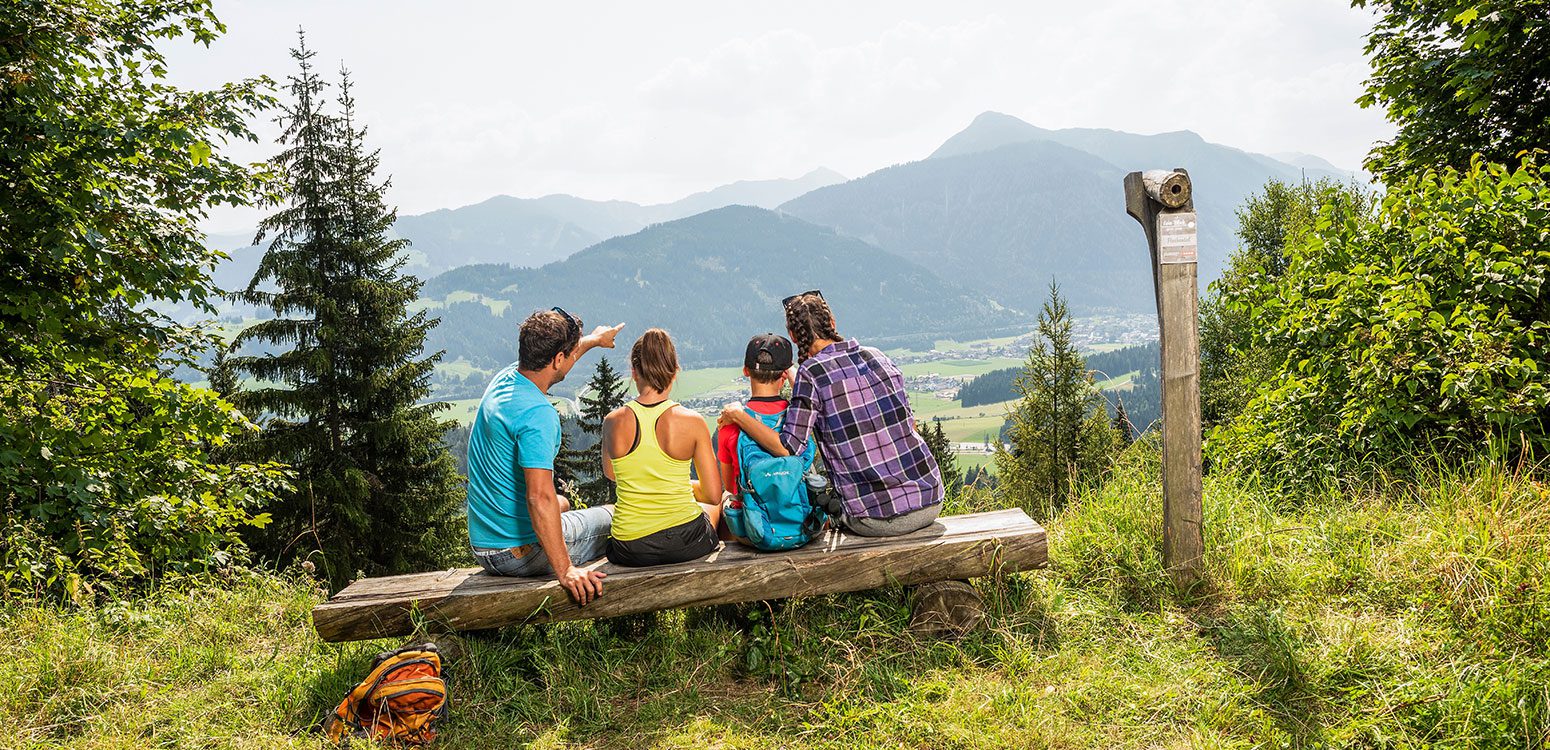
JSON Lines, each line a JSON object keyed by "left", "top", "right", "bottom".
{"left": 606, "top": 513, "right": 719, "bottom": 567}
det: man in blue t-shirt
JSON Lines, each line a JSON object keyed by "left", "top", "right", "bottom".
{"left": 467, "top": 308, "right": 623, "bottom": 605}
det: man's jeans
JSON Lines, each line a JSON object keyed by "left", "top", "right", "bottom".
{"left": 472, "top": 504, "right": 614, "bottom": 576}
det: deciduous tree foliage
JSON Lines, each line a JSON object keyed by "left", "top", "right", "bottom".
{"left": 227, "top": 37, "right": 463, "bottom": 587}
{"left": 1212, "top": 157, "right": 1550, "bottom": 483}
{"left": 1356, "top": 0, "right": 1550, "bottom": 176}
{"left": 0, "top": 0, "right": 285, "bottom": 600}
{"left": 1199, "top": 179, "right": 1373, "bottom": 428}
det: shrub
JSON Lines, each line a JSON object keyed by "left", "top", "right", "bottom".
{"left": 0, "top": 365, "right": 287, "bottom": 602}
{"left": 1212, "top": 156, "right": 1550, "bottom": 484}
{"left": 0, "top": 0, "right": 286, "bottom": 601}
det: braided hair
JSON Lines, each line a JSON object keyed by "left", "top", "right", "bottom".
{"left": 784, "top": 294, "right": 841, "bottom": 361}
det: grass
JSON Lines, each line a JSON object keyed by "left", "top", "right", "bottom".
{"left": 441, "top": 398, "right": 483, "bottom": 425}
{"left": 417, "top": 292, "right": 512, "bottom": 317}
{"left": 671, "top": 367, "right": 746, "bottom": 401}
{"left": 883, "top": 333, "right": 1028, "bottom": 357}
{"left": 951, "top": 452, "right": 995, "bottom": 473}
{"left": 926, "top": 398, "right": 1015, "bottom": 444}
{"left": 10, "top": 448, "right": 1547, "bottom": 748}
{"left": 436, "top": 358, "right": 494, "bottom": 380}
{"left": 1093, "top": 369, "right": 1138, "bottom": 390}
{"left": 907, "top": 390, "right": 962, "bottom": 418}
{"left": 896, "top": 357, "right": 1024, "bottom": 378}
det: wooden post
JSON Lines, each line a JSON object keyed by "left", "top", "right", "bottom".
{"left": 1123, "top": 168, "right": 1204, "bottom": 589}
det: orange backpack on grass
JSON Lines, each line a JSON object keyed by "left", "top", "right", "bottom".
{"left": 323, "top": 643, "right": 447, "bottom": 745}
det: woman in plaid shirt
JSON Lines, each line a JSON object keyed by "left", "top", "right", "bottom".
{"left": 719, "top": 292, "right": 944, "bottom": 537}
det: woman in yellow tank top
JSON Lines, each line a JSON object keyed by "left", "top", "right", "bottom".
{"left": 602, "top": 328, "right": 724, "bottom": 566}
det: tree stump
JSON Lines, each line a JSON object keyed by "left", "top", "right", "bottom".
{"left": 421, "top": 633, "right": 466, "bottom": 663}
{"left": 600, "top": 611, "right": 659, "bottom": 640}
{"left": 908, "top": 580, "right": 984, "bottom": 639}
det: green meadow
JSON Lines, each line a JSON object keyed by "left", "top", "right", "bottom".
{"left": 11, "top": 452, "right": 1547, "bottom": 748}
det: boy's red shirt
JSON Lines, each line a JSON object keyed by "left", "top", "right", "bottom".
{"left": 716, "top": 395, "right": 789, "bottom": 493}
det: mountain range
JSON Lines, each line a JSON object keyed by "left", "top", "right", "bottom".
{"left": 208, "top": 168, "right": 845, "bottom": 295}
{"left": 418, "top": 205, "right": 1024, "bottom": 370}
{"left": 779, "top": 111, "right": 1357, "bottom": 312}
{"left": 210, "top": 111, "right": 1363, "bottom": 373}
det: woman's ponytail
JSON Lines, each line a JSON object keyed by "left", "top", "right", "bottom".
{"left": 630, "top": 328, "right": 680, "bottom": 392}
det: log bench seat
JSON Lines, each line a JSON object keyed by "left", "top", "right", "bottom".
{"left": 312, "top": 508, "right": 1046, "bottom": 643}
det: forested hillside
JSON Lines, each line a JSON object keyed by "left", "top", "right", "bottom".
{"left": 781, "top": 141, "right": 1141, "bottom": 313}
{"left": 781, "top": 113, "right": 1357, "bottom": 313}
{"left": 420, "top": 205, "right": 1026, "bottom": 368}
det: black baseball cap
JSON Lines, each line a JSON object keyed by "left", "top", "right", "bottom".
{"left": 744, "top": 334, "right": 794, "bottom": 372}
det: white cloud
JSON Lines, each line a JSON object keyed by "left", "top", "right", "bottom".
{"left": 175, "top": 0, "right": 1392, "bottom": 233}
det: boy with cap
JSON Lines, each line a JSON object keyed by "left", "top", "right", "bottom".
{"left": 716, "top": 334, "right": 796, "bottom": 536}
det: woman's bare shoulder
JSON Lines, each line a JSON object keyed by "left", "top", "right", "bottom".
{"left": 668, "top": 404, "right": 709, "bottom": 429}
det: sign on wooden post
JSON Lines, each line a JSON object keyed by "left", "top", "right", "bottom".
{"left": 1123, "top": 168, "right": 1204, "bottom": 588}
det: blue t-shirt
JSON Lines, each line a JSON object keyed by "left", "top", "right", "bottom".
{"left": 466, "top": 365, "right": 562, "bottom": 549}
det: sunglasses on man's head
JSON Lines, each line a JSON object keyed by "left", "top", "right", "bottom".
{"left": 782, "top": 289, "right": 824, "bottom": 307}
{"left": 550, "top": 306, "right": 581, "bottom": 337}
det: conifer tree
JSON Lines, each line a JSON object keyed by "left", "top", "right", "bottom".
{"left": 918, "top": 420, "right": 961, "bottom": 497}
{"left": 996, "top": 283, "right": 1119, "bottom": 518}
{"left": 1112, "top": 397, "right": 1134, "bottom": 448}
{"left": 228, "top": 35, "right": 463, "bottom": 586}
{"left": 553, "top": 416, "right": 590, "bottom": 504}
{"left": 570, "top": 357, "right": 629, "bottom": 505}
{"left": 207, "top": 347, "right": 239, "bottom": 403}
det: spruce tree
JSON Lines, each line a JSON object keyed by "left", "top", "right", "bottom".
{"left": 228, "top": 36, "right": 463, "bottom": 586}
{"left": 571, "top": 357, "right": 630, "bottom": 505}
{"left": 1112, "top": 397, "right": 1134, "bottom": 448}
{"left": 995, "top": 283, "right": 1119, "bottom": 517}
{"left": 918, "top": 420, "right": 961, "bottom": 497}
{"left": 553, "top": 416, "right": 590, "bottom": 504}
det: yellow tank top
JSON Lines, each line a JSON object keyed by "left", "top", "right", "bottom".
{"left": 610, "top": 400, "right": 703, "bottom": 541}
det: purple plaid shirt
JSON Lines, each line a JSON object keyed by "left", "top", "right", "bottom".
{"left": 780, "top": 339, "right": 944, "bottom": 519}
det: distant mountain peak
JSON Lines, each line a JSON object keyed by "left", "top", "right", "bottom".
{"left": 1270, "top": 151, "right": 1352, "bottom": 174}
{"left": 803, "top": 166, "right": 847, "bottom": 182}
{"left": 971, "top": 110, "right": 1039, "bottom": 127}
{"left": 656, "top": 169, "right": 847, "bottom": 218}
{"left": 1154, "top": 129, "right": 1205, "bottom": 142}
{"left": 929, "top": 111, "right": 1051, "bottom": 160}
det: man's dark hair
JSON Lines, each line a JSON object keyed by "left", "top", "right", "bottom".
{"left": 749, "top": 368, "right": 784, "bottom": 385}
{"left": 518, "top": 310, "right": 581, "bottom": 371}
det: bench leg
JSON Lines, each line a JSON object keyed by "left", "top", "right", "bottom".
{"left": 908, "top": 580, "right": 984, "bottom": 639}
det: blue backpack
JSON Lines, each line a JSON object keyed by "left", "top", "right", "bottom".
{"left": 724, "top": 408, "right": 829, "bottom": 551}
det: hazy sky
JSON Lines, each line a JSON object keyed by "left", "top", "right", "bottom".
{"left": 168, "top": 1, "right": 1394, "bottom": 233}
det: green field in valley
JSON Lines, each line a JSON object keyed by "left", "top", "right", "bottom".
{"left": 1094, "top": 369, "right": 1138, "bottom": 390}
{"left": 440, "top": 398, "right": 482, "bottom": 425}
{"left": 896, "top": 357, "right": 1023, "bottom": 378}
{"left": 670, "top": 366, "right": 746, "bottom": 401}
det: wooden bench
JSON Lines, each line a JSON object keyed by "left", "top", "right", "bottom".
{"left": 312, "top": 508, "right": 1046, "bottom": 642}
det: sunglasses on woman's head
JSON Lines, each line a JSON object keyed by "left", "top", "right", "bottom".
{"left": 782, "top": 289, "right": 824, "bottom": 307}
{"left": 550, "top": 306, "right": 581, "bottom": 338}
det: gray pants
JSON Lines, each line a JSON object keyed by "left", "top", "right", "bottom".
{"left": 816, "top": 488, "right": 941, "bottom": 537}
